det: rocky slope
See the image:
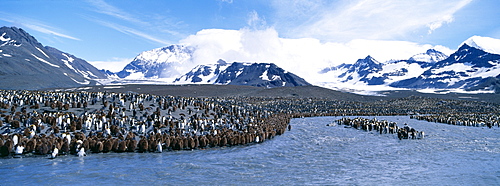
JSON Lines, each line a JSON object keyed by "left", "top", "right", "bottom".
{"left": 0, "top": 26, "right": 107, "bottom": 89}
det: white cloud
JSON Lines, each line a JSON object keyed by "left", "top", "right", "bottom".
{"left": 179, "top": 28, "right": 452, "bottom": 84}
{"left": 88, "top": 57, "right": 133, "bottom": 72}
{"left": 271, "top": 0, "right": 473, "bottom": 42}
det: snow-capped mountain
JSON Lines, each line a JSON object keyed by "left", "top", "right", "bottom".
{"left": 463, "top": 35, "right": 500, "bottom": 55}
{"left": 174, "top": 59, "right": 229, "bottom": 84}
{"left": 321, "top": 53, "right": 440, "bottom": 86}
{"left": 321, "top": 39, "right": 500, "bottom": 93}
{"left": 0, "top": 26, "right": 107, "bottom": 90}
{"left": 115, "top": 46, "right": 311, "bottom": 88}
{"left": 174, "top": 60, "right": 311, "bottom": 88}
{"left": 322, "top": 56, "right": 383, "bottom": 85}
{"left": 390, "top": 44, "right": 500, "bottom": 91}
{"left": 408, "top": 49, "right": 448, "bottom": 63}
{"left": 44, "top": 46, "right": 107, "bottom": 80}
{"left": 3, "top": 25, "right": 498, "bottom": 94}
{"left": 116, "top": 45, "right": 194, "bottom": 79}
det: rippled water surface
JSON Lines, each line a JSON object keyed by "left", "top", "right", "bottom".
{"left": 1, "top": 116, "right": 500, "bottom": 185}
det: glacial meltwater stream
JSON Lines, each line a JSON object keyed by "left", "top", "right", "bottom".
{"left": 1, "top": 116, "right": 499, "bottom": 185}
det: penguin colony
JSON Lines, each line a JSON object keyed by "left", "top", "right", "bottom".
{"left": 0, "top": 90, "right": 290, "bottom": 158}
{"left": 0, "top": 89, "right": 498, "bottom": 158}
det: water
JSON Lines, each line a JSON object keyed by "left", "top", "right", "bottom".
{"left": 1, "top": 116, "right": 499, "bottom": 185}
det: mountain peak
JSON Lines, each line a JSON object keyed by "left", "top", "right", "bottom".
{"left": 116, "top": 44, "right": 195, "bottom": 79}
{"left": 355, "top": 55, "right": 380, "bottom": 66}
{"left": 364, "top": 55, "right": 375, "bottom": 60}
{"left": 217, "top": 59, "right": 228, "bottom": 65}
{"left": 0, "top": 26, "right": 42, "bottom": 48}
{"left": 462, "top": 35, "right": 500, "bottom": 55}
{"left": 134, "top": 44, "right": 194, "bottom": 64}
{"left": 174, "top": 61, "right": 310, "bottom": 88}
{"left": 409, "top": 48, "right": 448, "bottom": 63}
{"left": 425, "top": 49, "right": 439, "bottom": 54}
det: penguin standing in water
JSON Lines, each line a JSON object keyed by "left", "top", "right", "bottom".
{"left": 49, "top": 147, "right": 58, "bottom": 159}
{"left": 13, "top": 143, "right": 24, "bottom": 158}
{"left": 156, "top": 141, "right": 162, "bottom": 153}
{"left": 77, "top": 147, "right": 86, "bottom": 157}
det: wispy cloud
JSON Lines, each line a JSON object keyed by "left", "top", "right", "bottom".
{"left": 84, "top": 0, "right": 181, "bottom": 44}
{"left": 426, "top": 0, "right": 471, "bottom": 34}
{"left": 247, "top": 10, "right": 267, "bottom": 30}
{"left": 21, "top": 24, "right": 81, "bottom": 41}
{"left": 92, "top": 19, "right": 171, "bottom": 45}
{"left": 85, "top": 0, "right": 145, "bottom": 25}
{"left": 272, "top": 0, "right": 473, "bottom": 42}
{"left": 0, "top": 12, "right": 80, "bottom": 41}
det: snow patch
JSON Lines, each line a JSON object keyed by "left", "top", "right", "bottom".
{"left": 61, "top": 53, "right": 76, "bottom": 71}
{"left": 431, "top": 63, "right": 470, "bottom": 74}
{"left": 36, "top": 47, "right": 50, "bottom": 58}
{"left": 124, "top": 70, "right": 148, "bottom": 79}
{"left": 0, "top": 33, "right": 20, "bottom": 47}
{"left": 0, "top": 33, "right": 10, "bottom": 42}
{"left": 417, "top": 88, "right": 494, "bottom": 94}
{"left": 368, "top": 61, "right": 429, "bottom": 83}
{"left": 68, "top": 76, "right": 90, "bottom": 85}
{"left": 31, "top": 54, "right": 60, "bottom": 68}
{"left": 77, "top": 87, "right": 93, "bottom": 90}
{"left": 259, "top": 69, "right": 269, "bottom": 81}
{"left": 271, "top": 75, "right": 281, "bottom": 81}
{"left": 103, "top": 86, "right": 124, "bottom": 89}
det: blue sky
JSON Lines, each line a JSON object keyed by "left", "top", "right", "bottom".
{"left": 1, "top": 0, "right": 499, "bottom": 72}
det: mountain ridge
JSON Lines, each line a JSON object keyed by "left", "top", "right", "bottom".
{"left": 0, "top": 26, "right": 107, "bottom": 89}
{"left": 390, "top": 44, "right": 500, "bottom": 90}
{"left": 174, "top": 61, "right": 311, "bottom": 88}
{"left": 1, "top": 26, "right": 499, "bottom": 94}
